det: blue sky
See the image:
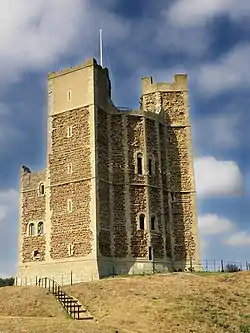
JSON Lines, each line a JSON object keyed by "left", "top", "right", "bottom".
{"left": 1, "top": 0, "right": 250, "bottom": 276}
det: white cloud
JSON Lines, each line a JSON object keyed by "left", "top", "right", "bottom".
{"left": 196, "top": 43, "right": 250, "bottom": 96}
{"left": 0, "top": 0, "right": 130, "bottom": 86}
{"left": 168, "top": 0, "right": 250, "bottom": 27}
{"left": 193, "top": 112, "right": 241, "bottom": 151}
{"left": 223, "top": 231, "right": 250, "bottom": 246}
{"left": 194, "top": 156, "right": 243, "bottom": 198}
{"left": 199, "top": 214, "right": 235, "bottom": 235}
{"left": 155, "top": 15, "right": 210, "bottom": 56}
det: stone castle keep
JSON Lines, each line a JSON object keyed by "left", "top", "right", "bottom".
{"left": 18, "top": 58, "right": 201, "bottom": 285}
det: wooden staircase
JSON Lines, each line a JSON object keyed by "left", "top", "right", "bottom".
{"left": 37, "top": 277, "right": 93, "bottom": 320}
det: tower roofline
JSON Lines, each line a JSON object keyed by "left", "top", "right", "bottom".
{"left": 47, "top": 58, "right": 109, "bottom": 80}
{"left": 141, "top": 74, "right": 188, "bottom": 94}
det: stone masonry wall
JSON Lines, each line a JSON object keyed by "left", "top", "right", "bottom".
{"left": 21, "top": 170, "right": 46, "bottom": 263}
{"left": 162, "top": 91, "right": 198, "bottom": 264}
{"left": 97, "top": 108, "right": 111, "bottom": 257}
{"left": 162, "top": 92, "right": 188, "bottom": 126}
{"left": 130, "top": 186, "right": 148, "bottom": 258}
{"left": 49, "top": 107, "right": 93, "bottom": 260}
{"left": 145, "top": 118, "right": 164, "bottom": 259}
{"left": 127, "top": 115, "right": 148, "bottom": 258}
{"left": 50, "top": 182, "right": 93, "bottom": 259}
{"left": 127, "top": 116, "right": 146, "bottom": 184}
{"left": 145, "top": 118, "right": 160, "bottom": 187}
{"left": 159, "top": 123, "right": 173, "bottom": 259}
{"left": 110, "top": 115, "right": 128, "bottom": 258}
{"left": 49, "top": 107, "right": 91, "bottom": 185}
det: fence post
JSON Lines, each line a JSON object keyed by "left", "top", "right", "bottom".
{"left": 70, "top": 271, "right": 73, "bottom": 285}
{"left": 213, "top": 260, "right": 216, "bottom": 272}
{"left": 221, "top": 260, "right": 224, "bottom": 272}
{"left": 190, "top": 259, "right": 193, "bottom": 272}
{"left": 247, "top": 262, "right": 249, "bottom": 271}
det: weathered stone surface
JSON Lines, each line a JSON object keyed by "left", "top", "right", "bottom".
{"left": 21, "top": 171, "right": 46, "bottom": 263}
{"left": 171, "top": 193, "right": 196, "bottom": 262}
{"left": 50, "top": 181, "right": 93, "bottom": 259}
{"left": 22, "top": 236, "right": 46, "bottom": 263}
{"left": 99, "top": 230, "right": 111, "bottom": 257}
{"left": 49, "top": 107, "right": 91, "bottom": 185}
{"left": 162, "top": 92, "right": 188, "bottom": 125}
{"left": 110, "top": 115, "right": 128, "bottom": 258}
{"left": 145, "top": 118, "right": 160, "bottom": 187}
{"left": 127, "top": 116, "right": 146, "bottom": 184}
{"left": 111, "top": 115, "right": 125, "bottom": 184}
{"left": 130, "top": 186, "right": 148, "bottom": 257}
{"left": 97, "top": 108, "right": 109, "bottom": 182}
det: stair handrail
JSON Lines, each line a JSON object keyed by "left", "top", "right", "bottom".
{"left": 37, "top": 277, "right": 80, "bottom": 319}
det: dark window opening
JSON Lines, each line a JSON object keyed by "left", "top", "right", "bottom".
{"left": 139, "top": 214, "right": 145, "bottom": 230}
{"left": 137, "top": 153, "right": 143, "bottom": 175}
{"left": 29, "top": 223, "right": 35, "bottom": 236}
{"left": 39, "top": 183, "right": 45, "bottom": 196}
{"left": 38, "top": 221, "right": 44, "bottom": 235}
{"left": 148, "top": 159, "right": 152, "bottom": 176}
{"left": 151, "top": 216, "right": 156, "bottom": 230}
{"left": 33, "top": 250, "right": 40, "bottom": 260}
{"left": 149, "top": 247, "right": 152, "bottom": 261}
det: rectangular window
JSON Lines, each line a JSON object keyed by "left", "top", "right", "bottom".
{"left": 151, "top": 216, "right": 156, "bottom": 231}
{"left": 67, "top": 126, "right": 73, "bottom": 138}
{"left": 139, "top": 214, "right": 145, "bottom": 230}
{"left": 149, "top": 247, "right": 152, "bottom": 261}
{"left": 148, "top": 159, "right": 152, "bottom": 176}
{"left": 68, "top": 244, "right": 74, "bottom": 256}
{"left": 67, "top": 163, "right": 72, "bottom": 175}
{"left": 67, "top": 199, "right": 72, "bottom": 212}
{"left": 67, "top": 90, "right": 72, "bottom": 101}
{"left": 137, "top": 153, "right": 143, "bottom": 175}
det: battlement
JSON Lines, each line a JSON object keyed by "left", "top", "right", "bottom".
{"left": 20, "top": 167, "right": 46, "bottom": 192}
{"left": 141, "top": 74, "right": 188, "bottom": 95}
{"left": 48, "top": 58, "right": 109, "bottom": 80}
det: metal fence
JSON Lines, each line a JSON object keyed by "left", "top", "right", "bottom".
{"left": 200, "top": 259, "right": 250, "bottom": 272}
{"left": 13, "top": 259, "right": 250, "bottom": 287}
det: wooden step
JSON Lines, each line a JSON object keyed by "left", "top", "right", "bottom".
{"left": 61, "top": 299, "right": 78, "bottom": 303}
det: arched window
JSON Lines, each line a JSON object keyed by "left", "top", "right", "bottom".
{"left": 137, "top": 153, "right": 143, "bottom": 175}
{"left": 38, "top": 221, "right": 44, "bottom": 235}
{"left": 28, "top": 223, "right": 35, "bottom": 236}
{"left": 151, "top": 215, "right": 156, "bottom": 231}
{"left": 38, "top": 183, "right": 45, "bottom": 196}
{"left": 139, "top": 214, "right": 145, "bottom": 230}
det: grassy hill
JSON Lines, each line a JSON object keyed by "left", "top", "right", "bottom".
{"left": 0, "top": 272, "right": 250, "bottom": 332}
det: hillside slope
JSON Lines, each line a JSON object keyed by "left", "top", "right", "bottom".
{"left": 0, "top": 272, "right": 249, "bottom": 332}
{"left": 65, "top": 272, "right": 250, "bottom": 333}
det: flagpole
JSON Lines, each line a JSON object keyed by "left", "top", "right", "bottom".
{"left": 99, "top": 28, "right": 103, "bottom": 67}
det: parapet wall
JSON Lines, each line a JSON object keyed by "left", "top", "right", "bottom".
{"left": 20, "top": 166, "right": 46, "bottom": 192}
